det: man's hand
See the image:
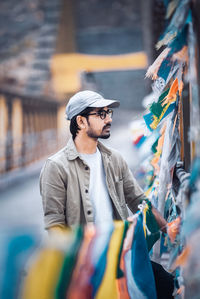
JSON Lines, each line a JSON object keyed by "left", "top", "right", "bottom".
{"left": 151, "top": 206, "right": 168, "bottom": 234}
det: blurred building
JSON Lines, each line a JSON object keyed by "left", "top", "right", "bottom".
{"left": 0, "top": 0, "right": 68, "bottom": 174}
{"left": 4, "top": 0, "right": 198, "bottom": 176}
{"left": 0, "top": 0, "right": 149, "bottom": 175}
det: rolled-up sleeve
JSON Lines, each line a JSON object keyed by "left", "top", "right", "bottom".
{"left": 40, "top": 159, "right": 67, "bottom": 229}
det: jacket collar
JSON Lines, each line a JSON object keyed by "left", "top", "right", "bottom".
{"left": 66, "top": 137, "right": 111, "bottom": 160}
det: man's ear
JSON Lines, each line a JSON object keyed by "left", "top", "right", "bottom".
{"left": 76, "top": 115, "right": 86, "bottom": 129}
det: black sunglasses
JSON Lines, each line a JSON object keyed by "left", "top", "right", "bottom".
{"left": 83, "top": 109, "right": 113, "bottom": 120}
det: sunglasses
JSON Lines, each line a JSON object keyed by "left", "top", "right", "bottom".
{"left": 84, "top": 109, "right": 113, "bottom": 120}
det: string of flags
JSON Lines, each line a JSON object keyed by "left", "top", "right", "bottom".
{"left": 131, "top": 0, "right": 200, "bottom": 298}
{"left": 0, "top": 202, "right": 161, "bottom": 299}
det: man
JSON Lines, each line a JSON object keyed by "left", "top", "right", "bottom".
{"left": 40, "top": 90, "right": 174, "bottom": 298}
{"left": 40, "top": 90, "right": 167, "bottom": 231}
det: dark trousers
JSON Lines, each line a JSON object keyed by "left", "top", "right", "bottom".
{"left": 151, "top": 261, "right": 174, "bottom": 299}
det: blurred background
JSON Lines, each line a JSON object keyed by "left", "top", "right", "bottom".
{"left": 1, "top": 2, "right": 200, "bottom": 298}
{"left": 0, "top": 0, "right": 168, "bottom": 231}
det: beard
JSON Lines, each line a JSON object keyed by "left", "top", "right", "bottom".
{"left": 86, "top": 124, "right": 111, "bottom": 139}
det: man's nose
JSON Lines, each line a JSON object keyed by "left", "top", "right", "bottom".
{"left": 105, "top": 114, "right": 112, "bottom": 123}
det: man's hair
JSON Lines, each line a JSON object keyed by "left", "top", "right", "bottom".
{"left": 70, "top": 107, "right": 95, "bottom": 140}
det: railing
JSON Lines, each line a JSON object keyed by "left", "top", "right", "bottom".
{"left": 0, "top": 129, "right": 69, "bottom": 174}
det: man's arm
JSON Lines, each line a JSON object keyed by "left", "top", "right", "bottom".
{"left": 121, "top": 156, "right": 168, "bottom": 233}
{"left": 120, "top": 157, "right": 148, "bottom": 213}
{"left": 40, "top": 159, "right": 67, "bottom": 230}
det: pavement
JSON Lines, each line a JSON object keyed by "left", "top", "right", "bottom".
{"left": 0, "top": 174, "right": 45, "bottom": 231}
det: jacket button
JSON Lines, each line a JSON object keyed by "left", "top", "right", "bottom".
{"left": 85, "top": 166, "right": 89, "bottom": 170}
{"left": 87, "top": 210, "right": 91, "bottom": 215}
{"left": 85, "top": 189, "right": 88, "bottom": 193}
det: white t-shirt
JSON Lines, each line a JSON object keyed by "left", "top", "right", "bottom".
{"left": 80, "top": 148, "right": 113, "bottom": 224}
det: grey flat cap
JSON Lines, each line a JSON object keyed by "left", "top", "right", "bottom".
{"left": 66, "top": 90, "right": 120, "bottom": 120}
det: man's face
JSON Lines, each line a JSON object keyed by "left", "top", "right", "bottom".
{"left": 85, "top": 107, "right": 113, "bottom": 139}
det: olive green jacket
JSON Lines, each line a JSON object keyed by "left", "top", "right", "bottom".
{"left": 40, "top": 137, "right": 145, "bottom": 229}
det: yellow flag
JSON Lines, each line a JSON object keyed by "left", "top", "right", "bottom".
{"left": 96, "top": 221, "right": 124, "bottom": 299}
